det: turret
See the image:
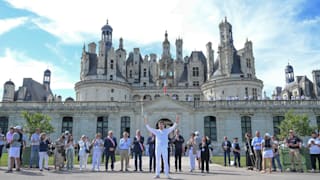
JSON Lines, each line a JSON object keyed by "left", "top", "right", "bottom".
{"left": 2, "top": 80, "right": 15, "bottom": 102}
{"left": 175, "top": 38, "right": 183, "bottom": 61}
{"left": 206, "top": 42, "right": 214, "bottom": 79}
{"left": 162, "top": 31, "right": 171, "bottom": 59}
{"left": 285, "top": 63, "right": 294, "bottom": 84}
{"left": 43, "top": 69, "right": 51, "bottom": 91}
{"left": 219, "top": 17, "right": 234, "bottom": 47}
{"left": 101, "top": 19, "right": 113, "bottom": 52}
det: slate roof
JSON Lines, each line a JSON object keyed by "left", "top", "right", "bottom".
{"left": 16, "top": 78, "right": 53, "bottom": 102}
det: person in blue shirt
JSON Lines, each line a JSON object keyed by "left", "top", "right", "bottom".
{"left": 119, "top": 131, "right": 131, "bottom": 171}
{"left": 251, "top": 131, "right": 263, "bottom": 171}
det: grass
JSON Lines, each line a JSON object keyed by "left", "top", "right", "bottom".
{"left": 211, "top": 156, "right": 246, "bottom": 167}
{"left": 0, "top": 152, "right": 120, "bottom": 167}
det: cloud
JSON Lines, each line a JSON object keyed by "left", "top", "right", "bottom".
{"left": 0, "top": 48, "right": 75, "bottom": 100}
{"left": 0, "top": 17, "right": 28, "bottom": 35}
{"left": 4, "top": 0, "right": 320, "bottom": 97}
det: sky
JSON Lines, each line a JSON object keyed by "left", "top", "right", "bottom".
{"left": 0, "top": 0, "right": 319, "bottom": 101}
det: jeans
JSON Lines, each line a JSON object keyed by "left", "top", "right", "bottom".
{"left": 254, "top": 149, "right": 262, "bottom": 170}
{"left": 224, "top": 151, "right": 231, "bottom": 166}
{"left": 234, "top": 152, "right": 241, "bottom": 167}
{"left": 134, "top": 151, "right": 142, "bottom": 170}
{"left": 30, "top": 145, "right": 40, "bottom": 167}
{"left": 66, "top": 148, "right": 74, "bottom": 170}
{"left": 272, "top": 153, "right": 282, "bottom": 171}
{"left": 310, "top": 154, "right": 320, "bottom": 170}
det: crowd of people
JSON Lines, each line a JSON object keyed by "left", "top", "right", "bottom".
{"left": 0, "top": 122, "right": 320, "bottom": 177}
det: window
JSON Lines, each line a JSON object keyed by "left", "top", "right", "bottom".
{"left": 245, "top": 87, "right": 248, "bottom": 98}
{"left": 247, "top": 74, "right": 252, "bottom": 78}
{"left": 193, "top": 81, "right": 199, "bottom": 87}
{"left": 246, "top": 58, "right": 251, "bottom": 68}
{"left": 252, "top": 88, "right": 257, "bottom": 100}
{"left": 129, "top": 70, "right": 132, "bottom": 78}
{"left": 273, "top": 116, "right": 284, "bottom": 136}
{"left": 110, "top": 60, "right": 114, "bottom": 69}
{"left": 111, "top": 89, "right": 114, "bottom": 93}
{"left": 0, "top": 116, "right": 9, "bottom": 134}
{"left": 194, "top": 94, "right": 200, "bottom": 101}
{"left": 241, "top": 116, "right": 252, "bottom": 141}
{"left": 143, "top": 68, "right": 147, "bottom": 77}
{"left": 186, "top": 95, "right": 190, "bottom": 101}
{"left": 121, "top": 116, "right": 131, "bottom": 138}
{"left": 143, "top": 82, "right": 147, "bottom": 87}
{"left": 204, "top": 116, "right": 217, "bottom": 141}
{"left": 62, "top": 117, "right": 73, "bottom": 134}
{"left": 97, "top": 116, "right": 108, "bottom": 138}
{"left": 192, "top": 67, "right": 199, "bottom": 77}
{"left": 317, "top": 116, "right": 320, "bottom": 132}
{"left": 110, "top": 75, "right": 113, "bottom": 81}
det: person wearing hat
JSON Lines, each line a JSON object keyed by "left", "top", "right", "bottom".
{"left": 261, "top": 133, "right": 273, "bottom": 173}
{"left": 6, "top": 126, "right": 22, "bottom": 173}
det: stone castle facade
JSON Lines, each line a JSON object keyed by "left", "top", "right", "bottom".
{"left": 1, "top": 19, "right": 320, "bottom": 153}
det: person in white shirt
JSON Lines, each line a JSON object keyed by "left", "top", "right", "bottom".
{"left": 308, "top": 132, "right": 320, "bottom": 172}
{"left": 78, "top": 135, "right": 90, "bottom": 170}
{"left": 144, "top": 115, "right": 179, "bottom": 179}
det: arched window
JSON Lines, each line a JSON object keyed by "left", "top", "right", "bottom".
{"left": 110, "top": 60, "right": 114, "bottom": 69}
{"left": 129, "top": 70, "right": 132, "bottom": 78}
{"left": 62, "top": 117, "right": 73, "bottom": 134}
{"left": 97, "top": 116, "right": 108, "bottom": 138}
{"left": 110, "top": 75, "right": 113, "bottom": 81}
{"left": 121, "top": 116, "right": 131, "bottom": 138}
{"left": 204, "top": 116, "right": 217, "bottom": 141}
{"left": 0, "top": 116, "right": 9, "bottom": 134}
{"left": 143, "top": 68, "right": 147, "bottom": 77}
{"left": 273, "top": 116, "right": 284, "bottom": 136}
{"left": 241, "top": 116, "right": 251, "bottom": 141}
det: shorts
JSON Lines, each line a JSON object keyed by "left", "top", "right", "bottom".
{"left": 9, "top": 147, "right": 21, "bottom": 158}
{"left": 263, "top": 149, "right": 273, "bottom": 158}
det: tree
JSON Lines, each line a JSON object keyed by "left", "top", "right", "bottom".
{"left": 278, "top": 110, "right": 315, "bottom": 140}
{"left": 21, "top": 111, "right": 55, "bottom": 137}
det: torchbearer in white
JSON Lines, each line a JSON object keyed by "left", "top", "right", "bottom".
{"left": 144, "top": 115, "right": 179, "bottom": 179}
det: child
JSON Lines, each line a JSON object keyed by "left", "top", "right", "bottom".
{"left": 232, "top": 137, "right": 241, "bottom": 167}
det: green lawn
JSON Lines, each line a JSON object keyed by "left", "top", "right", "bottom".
{"left": 0, "top": 152, "right": 120, "bottom": 167}
{"left": 211, "top": 156, "right": 246, "bottom": 167}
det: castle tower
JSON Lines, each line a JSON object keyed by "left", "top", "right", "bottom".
{"left": 116, "top": 37, "right": 127, "bottom": 77}
{"left": 206, "top": 42, "right": 214, "bottom": 80}
{"left": 2, "top": 80, "right": 15, "bottom": 102}
{"left": 101, "top": 19, "right": 113, "bottom": 52}
{"left": 43, "top": 69, "right": 51, "bottom": 91}
{"left": 175, "top": 38, "right": 183, "bottom": 61}
{"left": 218, "top": 17, "right": 236, "bottom": 76}
{"left": 162, "top": 31, "right": 171, "bottom": 59}
{"left": 312, "top": 70, "right": 320, "bottom": 98}
{"left": 285, "top": 63, "right": 294, "bottom": 84}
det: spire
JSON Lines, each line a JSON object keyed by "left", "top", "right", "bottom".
{"left": 106, "top": 19, "right": 109, "bottom": 25}
{"left": 82, "top": 43, "right": 86, "bottom": 52}
{"left": 165, "top": 30, "right": 168, "bottom": 41}
{"left": 225, "top": 16, "right": 227, "bottom": 22}
{"left": 119, "top": 37, "right": 123, "bottom": 49}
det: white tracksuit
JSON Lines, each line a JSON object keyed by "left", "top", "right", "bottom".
{"left": 146, "top": 123, "right": 177, "bottom": 176}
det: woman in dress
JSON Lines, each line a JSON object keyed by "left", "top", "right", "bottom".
{"left": 261, "top": 133, "right": 273, "bottom": 173}
{"left": 54, "top": 135, "right": 65, "bottom": 170}
{"left": 245, "top": 132, "right": 255, "bottom": 170}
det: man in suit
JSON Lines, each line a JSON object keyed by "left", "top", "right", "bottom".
{"left": 147, "top": 133, "right": 156, "bottom": 172}
{"left": 172, "top": 129, "right": 184, "bottom": 172}
{"left": 133, "top": 129, "right": 144, "bottom": 171}
{"left": 221, "top": 136, "right": 232, "bottom": 166}
{"left": 104, "top": 130, "right": 117, "bottom": 171}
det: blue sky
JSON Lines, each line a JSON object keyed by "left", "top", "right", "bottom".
{"left": 0, "top": 0, "right": 319, "bottom": 100}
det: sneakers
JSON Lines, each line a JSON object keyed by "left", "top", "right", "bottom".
{"left": 166, "top": 175, "right": 172, "bottom": 179}
{"left": 153, "top": 175, "right": 160, "bottom": 179}
{"left": 6, "top": 170, "right": 13, "bottom": 173}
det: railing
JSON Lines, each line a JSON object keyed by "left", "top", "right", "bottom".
{"left": 1, "top": 100, "right": 320, "bottom": 112}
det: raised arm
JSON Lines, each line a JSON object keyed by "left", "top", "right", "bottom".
{"left": 167, "top": 115, "right": 179, "bottom": 133}
{"left": 145, "top": 116, "right": 158, "bottom": 135}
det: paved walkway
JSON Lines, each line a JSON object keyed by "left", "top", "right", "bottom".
{"left": 0, "top": 156, "right": 319, "bottom": 180}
